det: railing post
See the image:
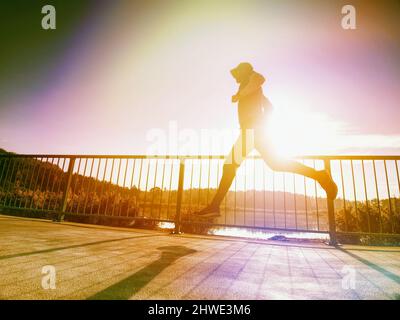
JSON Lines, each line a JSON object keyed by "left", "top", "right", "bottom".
{"left": 57, "top": 157, "right": 75, "bottom": 222}
{"left": 324, "top": 159, "right": 337, "bottom": 246}
{"left": 173, "top": 159, "right": 185, "bottom": 234}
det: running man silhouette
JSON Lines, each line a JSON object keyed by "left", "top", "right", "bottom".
{"left": 195, "top": 62, "right": 338, "bottom": 218}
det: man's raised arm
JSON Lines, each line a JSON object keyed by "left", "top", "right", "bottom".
{"left": 237, "top": 72, "right": 265, "bottom": 98}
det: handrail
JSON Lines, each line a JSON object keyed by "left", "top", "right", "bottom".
{"left": 1, "top": 154, "right": 399, "bottom": 160}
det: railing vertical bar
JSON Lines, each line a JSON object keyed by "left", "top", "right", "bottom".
{"left": 339, "top": 160, "right": 348, "bottom": 231}
{"left": 302, "top": 160, "right": 308, "bottom": 230}
{"left": 150, "top": 159, "right": 159, "bottom": 218}
{"left": 158, "top": 159, "right": 166, "bottom": 220}
{"left": 59, "top": 157, "right": 75, "bottom": 221}
{"left": 76, "top": 158, "right": 88, "bottom": 213}
{"left": 4, "top": 158, "right": 17, "bottom": 206}
{"left": 39, "top": 157, "right": 49, "bottom": 190}
{"left": 4, "top": 158, "right": 14, "bottom": 207}
{"left": 129, "top": 159, "right": 136, "bottom": 190}
{"left": 324, "top": 159, "right": 337, "bottom": 245}
{"left": 118, "top": 158, "right": 129, "bottom": 217}
{"left": 46, "top": 158, "right": 59, "bottom": 211}
{"left": 70, "top": 158, "right": 81, "bottom": 213}
{"left": 0, "top": 157, "right": 7, "bottom": 204}
{"left": 0, "top": 158, "right": 7, "bottom": 187}
{"left": 173, "top": 159, "right": 185, "bottom": 234}
{"left": 395, "top": 160, "right": 400, "bottom": 227}
{"left": 293, "top": 173, "right": 297, "bottom": 230}
{"left": 97, "top": 158, "right": 108, "bottom": 215}
{"left": 361, "top": 160, "right": 371, "bottom": 233}
{"left": 28, "top": 157, "right": 43, "bottom": 209}
{"left": 223, "top": 162, "right": 227, "bottom": 225}
{"left": 197, "top": 159, "right": 202, "bottom": 211}
{"left": 31, "top": 158, "right": 46, "bottom": 208}
{"left": 0, "top": 158, "right": 12, "bottom": 205}
{"left": 263, "top": 164, "right": 266, "bottom": 228}
{"left": 13, "top": 158, "right": 28, "bottom": 208}
{"left": 104, "top": 158, "right": 115, "bottom": 216}
{"left": 4, "top": 158, "right": 16, "bottom": 205}
{"left": 167, "top": 160, "right": 174, "bottom": 220}
{"left": 206, "top": 158, "right": 211, "bottom": 204}
{"left": 283, "top": 172, "right": 286, "bottom": 229}
{"left": 234, "top": 169, "right": 237, "bottom": 225}
{"left": 137, "top": 159, "right": 143, "bottom": 191}
{"left": 396, "top": 160, "right": 400, "bottom": 199}
{"left": 90, "top": 158, "right": 101, "bottom": 215}
{"left": 54, "top": 158, "right": 67, "bottom": 211}
{"left": 372, "top": 160, "right": 383, "bottom": 233}
{"left": 313, "top": 160, "right": 320, "bottom": 231}
{"left": 0, "top": 158, "right": 8, "bottom": 205}
{"left": 3, "top": 158, "right": 15, "bottom": 207}
{"left": 111, "top": 158, "right": 122, "bottom": 216}
{"left": 46, "top": 158, "right": 60, "bottom": 211}
{"left": 35, "top": 157, "right": 49, "bottom": 209}
{"left": 244, "top": 160, "right": 247, "bottom": 225}
{"left": 127, "top": 159, "right": 136, "bottom": 217}
{"left": 383, "top": 160, "right": 393, "bottom": 233}
{"left": 18, "top": 158, "right": 33, "bottom": 209}
{"left": 253, "top": 157, "right": 256, "bottom": 227}
{"left": 350, "top": 160, "right": 358, "bottom": 230}
{"left": 272, "top": 171, "right": 276, "bottom": 228}
{"left": 4, "top": 158, "right": 18, "bottom": 206}
{"left": 216, "top": 160, "right": 224, "bottom": 224}
{"left": 187, "top": 160, "right": 194, "bottom": 222}
{"left": 7, "top": 158, "right": 22, "bottom": 207}
{"left": 136, "top": 159, "right": 143, "bottom": 216}
{"left": 142, "top": 159, "right": 151, "bottom": 217}
{"left": 40, "top": 158, "right": 55, "bottom": 211}
{"left": 83, "top": 158, "right": 95, "bottom": 214}
{"left": 324, "top": 159, "right": 337, "bottom": 246}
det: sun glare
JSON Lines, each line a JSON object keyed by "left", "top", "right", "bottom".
{"left": 266, "top": 106, "right": 344, "bottom": 158}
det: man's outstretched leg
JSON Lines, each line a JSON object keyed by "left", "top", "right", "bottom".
{"left": 255, "top": 131, "right": 338, "bottom": 199}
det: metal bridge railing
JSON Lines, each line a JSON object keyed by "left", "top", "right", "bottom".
{"left": 0, "top": 154, "right": 399, "bottom": 244}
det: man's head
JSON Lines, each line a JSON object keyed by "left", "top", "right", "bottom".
{"left": 230, "top": 62, "right": 253, "bottom": 83}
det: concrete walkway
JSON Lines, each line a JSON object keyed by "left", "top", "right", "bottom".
{"left": 0, "top": 214, "right": 399, "bottom": 300}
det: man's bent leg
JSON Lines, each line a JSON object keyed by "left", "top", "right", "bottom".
{"left": 207, "top": 162, "right": 238, "bottom": 210}
{"left": 195, "top": 129, "right": 254, "bottom": 216}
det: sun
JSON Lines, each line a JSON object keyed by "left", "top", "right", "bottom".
{"left": 265, "top": 106, "right": 342, "bottom": 158}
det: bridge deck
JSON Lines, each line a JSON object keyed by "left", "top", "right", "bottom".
{"left": 0, "top": 214, "right": 399, "bottom": 300}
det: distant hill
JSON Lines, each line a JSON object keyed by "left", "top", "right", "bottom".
{"left": 0, "top": 148, "right": 17, "bottom": 155}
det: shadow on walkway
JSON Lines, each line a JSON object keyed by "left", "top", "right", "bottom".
{"left": 339, "top": 248, "right": 400, "bottom": 284}
{"left": 88, "top": 245, "right": 196, "bottom": 300}
{"left": 0, "top": 234, "right": 163, "bottom": 260}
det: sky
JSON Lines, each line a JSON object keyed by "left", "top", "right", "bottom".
{"left": 0, "top": 0, "right": 399, "bottom": 156}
